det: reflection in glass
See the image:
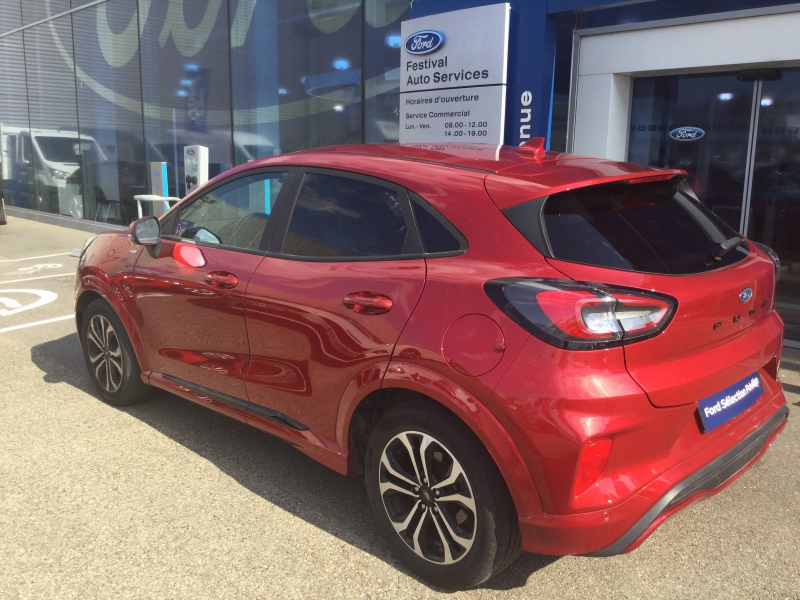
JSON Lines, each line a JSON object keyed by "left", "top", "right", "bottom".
{"left": 0, "top": 1, "right": 22, "bottom": 35}
{"left": 747, "top": 69, "right": 800, "bottom": 343}
{"left": 274, "top": 0, "right": 362, "bottom": 152}
{"left": 628, "top": 73, "right": 754, "bottom": 231}
{"left": 0, "top": 33, "right": 34, "bottom": 210}
{"left": 139, "top": 0, "right": 233, "bottom": 196}
{"left": 230, "top": 0, "right": 280, "bottom": 164}
{"left": 284, "top": 174, "right": 408, "bottom": 257}
{"left": 23, "top": 16, "right": 83, "bottom": 216}
{"left": 73, "top": 0, "right": 145, "bottom": 224}
{"left": 21, "top": 0, "right": 69, "bottom": 25}
{"left": 364, "top": 0, "right": 408, "bottom": 143}
{"left": 549, "top": 11, "right": 579, "bottom": 152}
{"left": 2, "top": 0, "right": 411, "bottom": 222}
{"left": 177, "top": 172, "right": 287, "bottom": 251}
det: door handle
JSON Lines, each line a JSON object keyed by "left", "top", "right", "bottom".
{"left": 204, "top": 271, "right": 239, "bottom": 289}
{"left": 343, "top": 291, "right": 393, "bottom": 315}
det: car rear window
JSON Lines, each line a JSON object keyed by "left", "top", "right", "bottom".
{"left": 503, "top": 178, "right": 749, "bottom": 275}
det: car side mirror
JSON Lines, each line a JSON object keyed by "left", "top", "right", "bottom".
{"left": 130, "top": 216, "right": 162, "bottom": 258}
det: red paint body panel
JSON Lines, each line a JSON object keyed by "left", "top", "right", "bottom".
{"left": 516, "top": 390, "right": 786, "bottom": 555}
{"left": 244, "top": 257, "right": 426, "bottom": 439}
{"left": 442, "top": 314, "right": 505, "bottom": 377}
{"left": 133, "top": 239, "right": 263, "bottom": 399}
{"left": 382, "top": 361, "right": 544, "bottom": 520}
{"left": 75, "top": 231, "right": 150, "bottom": 372}
{"left": 548, "top": 250, "right": 780, "bottom": 407}
{"left": 75, "top": 143, "right": 788, "bottom": 559}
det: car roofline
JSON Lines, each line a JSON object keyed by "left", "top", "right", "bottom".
{"left": 287, "top": 149, "right": 497, "bottom": 174}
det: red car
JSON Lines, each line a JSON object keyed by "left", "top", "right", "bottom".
{"left": 74, "top": 141, "right": 788, "bottom": 589}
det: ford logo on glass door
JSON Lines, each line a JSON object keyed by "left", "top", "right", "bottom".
{"left": 669, "top": 126, "right": 706, "bottom": 141}
{"left": 404, "top": 30, "right": 444, "bottom": 55}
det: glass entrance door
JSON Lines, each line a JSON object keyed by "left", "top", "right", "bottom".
{"left": 628, "top": 69, "right": 800, "bottom": 346}
{"left": 747, "top": 71, "right": 800, "bottom": 344}
{"left": 628, "top": 73, "right": 755, "bottom": 231}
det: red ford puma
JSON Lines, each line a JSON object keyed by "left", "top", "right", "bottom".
{"left": 74, "top": 140, "right": 787, "bottom": 589}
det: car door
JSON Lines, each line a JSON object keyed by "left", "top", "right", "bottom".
{"left": 134, "top": 167, "right": 294, "bottom": 419}
{"left": 244, "top": 169, "right": 427, "bottom": 438}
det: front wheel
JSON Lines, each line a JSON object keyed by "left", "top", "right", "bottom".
{"left": 365, "top": 401, "right": 522, "bottom": 589}
{"left": 80, "top": 299, "right": 151, "bottom": 406}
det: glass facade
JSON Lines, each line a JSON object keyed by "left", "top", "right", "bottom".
{"left": 0, "top": 0, "right": 406, "bottom": 225}
{"left": 628, "top": 69, "right": 800, "bottom": 343}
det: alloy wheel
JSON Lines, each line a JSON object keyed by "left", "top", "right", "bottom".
{"left": 86, "top": 314, "right": 124, "bottom": 393}
{"left": 378, "top": 431, "right": 477, "bottom": 564}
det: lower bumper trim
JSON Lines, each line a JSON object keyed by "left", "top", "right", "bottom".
{"left": 586, "top": 404, "right": 788, "bottom": 557}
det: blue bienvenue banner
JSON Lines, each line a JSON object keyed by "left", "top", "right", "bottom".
{"left": 698, "top": 373, "right": 763, "bottom": 433}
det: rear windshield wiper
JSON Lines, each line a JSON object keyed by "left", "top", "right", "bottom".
{"left": 710, "top": 236, "right": 745, "bottom": 262}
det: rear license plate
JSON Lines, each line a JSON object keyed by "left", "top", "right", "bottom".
{"left": 697, "top": 373, "right": 763, "bottom": 433}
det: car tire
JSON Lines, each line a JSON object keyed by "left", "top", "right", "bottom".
{"left": 365, "top": 400, "right": 522, "bottom": 589}
{"left": 80, "top": 299, "right": 151, "bottom": 406}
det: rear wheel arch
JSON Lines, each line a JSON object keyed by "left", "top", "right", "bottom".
{"left": 345, "top": 378, "right": 543, "bottom": 520}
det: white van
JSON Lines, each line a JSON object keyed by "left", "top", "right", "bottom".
{"left": 0, "top": 125, "right": 104, "bottom": 217}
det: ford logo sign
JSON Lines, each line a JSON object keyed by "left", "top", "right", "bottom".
{"left": 404, "top": 30, "right": 444, "bottom": 55}
{"left": 669, "top": 127, "right": 705, "bottom": 141}
{"left": 187, "top": 149, "right": 195, "bottom": 155}
{"left": 739, "top": 288, "right": 754, "bottom": 303}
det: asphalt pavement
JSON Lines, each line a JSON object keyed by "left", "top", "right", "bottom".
{"left": 0, "top": 215, "right": 798, "bottom": 599}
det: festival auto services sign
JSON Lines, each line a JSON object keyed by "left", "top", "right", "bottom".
{"left": 399, "top": 4, "right": 510, "bottom": 144}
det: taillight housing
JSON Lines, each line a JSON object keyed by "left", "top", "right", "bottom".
{"left": 485, "top": 278, "right": 677, "bottom": 350}
{"left": 753, "top": 242, "right": 780, "bottom": 281}
{"left": 574, "top": 438, "right": 613, "bottom": 496}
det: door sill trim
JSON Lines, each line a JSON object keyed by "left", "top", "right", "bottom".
{"left": 160, "top": 374, "right": 309, "bottom": 430}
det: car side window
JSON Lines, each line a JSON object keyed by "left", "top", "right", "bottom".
{"left": 283, "top": 173, "right": 412, "bottom": 258}
{"left": 409, "top": 193, "right": 466, "bottom": 254}
{"left": 176, "top": 172, "right": 287, "bottom": 251}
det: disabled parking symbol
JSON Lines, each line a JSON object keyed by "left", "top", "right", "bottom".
{"left": 0, "top": 289, "right": 58, "bottom": 317}
{"left": 17, "top": 263, "right": 63, "bottom": 273}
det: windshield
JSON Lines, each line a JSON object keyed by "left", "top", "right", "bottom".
{"left": 504, "top": 178, "right": 749, "bottom": 275}
{"left": 34, "top": 136, "right": 98, "bottom": 164}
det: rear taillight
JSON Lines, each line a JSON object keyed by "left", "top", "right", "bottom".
{"left": 574, "top": 438, "right": 613, "bottom": 496}
{"left": 485, "top": 278, "right": 676, "bottom": 350}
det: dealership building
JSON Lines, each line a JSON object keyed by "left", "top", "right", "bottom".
{"left": 0, "top": 0, "right": 798, "bottom": 345}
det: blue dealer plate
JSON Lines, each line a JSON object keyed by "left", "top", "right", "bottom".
{"left": 697, "top": 372, "right": 763, "bottom": 433}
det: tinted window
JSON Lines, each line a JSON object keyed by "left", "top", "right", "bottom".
{"left": 410, "top": 193, "right": 465, "bottom": 254}
{"left": 505, "top": 179, "right": 748, "bottom": 275}
{"left": 176, "top": 172, "right": 287, "bottom": 251}
{"left": 284, "top": 174, "right": 410, "bottom": 258}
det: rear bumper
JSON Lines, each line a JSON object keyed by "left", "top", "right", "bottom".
{"left": 587, "top": 404, "right": 788, "bottom": 556}
{"left": 517, "top": 399, "right": 788, "bottom": 555}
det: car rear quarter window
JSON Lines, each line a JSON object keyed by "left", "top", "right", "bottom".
{"left": 504, "top": 178, "right": 749, "bottom": 275}
{"left": 409, "top": 193, "right": 466, "bottom": 255}
{"left": 283, "top": 173, "right": 412, "bottom": 258}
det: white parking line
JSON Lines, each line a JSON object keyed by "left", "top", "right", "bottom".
{"left": 0, "top": 252, "right": 72, "bottom": 263}
{"left": 0, "top": 314, "right": 73, "bottom": 334}
{"left": 0, "top": 273, "right": 74, "bottom": 285}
